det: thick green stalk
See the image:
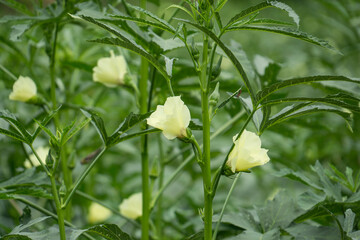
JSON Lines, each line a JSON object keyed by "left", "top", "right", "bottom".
{"left": 139, "top": 1, "right": 150, "bottom": 239}
{"left": 50, "top": 175, "right": 66, "bottom": 240}
{"left": 200, "top": 34, "right": 213, "bottom": 240}
{"left": 49, "top": 21, "right": 72, "bottom": 220}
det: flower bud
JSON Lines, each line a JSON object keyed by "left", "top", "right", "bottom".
{"left": 93, "top": 51, "right": 127, "bottom": 87}
{"left": 88, "top": 202, "right": 112, "bottom": 224}
{"left": 209, "top": 82, "right": 220, "bottom": 107}
{"left": 119, "top": 192, "right": 142, "bottom": 220}
{"left": 211, "top": 56, "right": 222, "bottom": 81}
{"left": 9, "top": 76, "right": 37, "bottom": 102}
{"left": 147, "top": 96, "right": 191, "bottom": 140}
{"left": 226, "top": 130, "right": 270, "bottom": 173}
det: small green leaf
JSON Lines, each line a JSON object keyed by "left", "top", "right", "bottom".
{"left": 61, "top": 118, "right": 91, "bottom": 145}
{"left": 178, "top": 19, "right": 256, "bottom": 104}
{"left": 0, "top": 127, "right": 27, "bottom": 143}
{"left": 344, "top": 209, "right": 355, "bottom": 234}
{"left": 0, "top": 0, "right": 34, "bottom": 16}
{"left": 256, "top": 190, "right": 304, "bottom": 231}
{"left": 0, "top": 110, "right": 32, "bottom": 144}
{"left": 257, "top": 76, "right": 360, "bottom": 103}
{"left": 285, "top": 224, "right": 340, "bottom": 240}
{"left": 107, "top": 112, "right": 152, "bottom": 147}
{"left": 108, "top": 129, "right": 160, "bottom": 148}
{"left": 80, "top": 109, "right": 108, "bottom": 145}
{"left": 32, "top": 106, "right": 61, "bottom": 142}
{"left": 226, "top": 0, "right": 299, "bottom": 28}
{"left": 86, "top": 224, "right": 133, "bottom": 240}
{"left": 226, "top": 26, "right": 336, "bottom": 52}
{"left": 33, "top": 119, "right": 58, "bottom": 145}
{"left": 0, "top": 168, "right": 49, "bottom": 189}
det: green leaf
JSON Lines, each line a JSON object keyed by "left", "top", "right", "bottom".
{"left": 32, "top": 106, "right": 61, "bottom": 142}
{"left": 257, "top": 76, "right": 360, "bottom": 103}
{"left": 226, "top": 26, "right": 336, "bottom": 52}
{"left": 1, "top": 234, "right": 32, "bottom": 239}
{"left": 107, "top": 15, "right": 175, "bottom": 34}
{"left": 215, "top": 0, "right": 228, "bottom": 12}
{"left": 273, "top": 168, "right": 322, "bottom": 190}
{"left": 311, "top": 161, "right": 342, "bottom": 201}
{"left": 213, "top": 210, "right": 260, "bottom": 232}
{"left": 256, "top": 190, "right": 304, "bottom": 231}
{"left": 33, "top": 119, "right": 58, "bottom": 145}
{"left": 250, "top": 18, "right": 294, "bottom": 26}
{"left": 86, "top": 224, "right": 133, "bottom": 240}
{"left": 344, "top": 209, "right": 355, "bottom": 234}
{"left": 230, "top": 228, "right": 280, "bottom": 240}
{"left": 107, "top": 112, "right": 152, "bottom": 146}
{"left": 4, "top": 226, "right": 85, "bottom": 240}
{"left": 0, "top": 186, "right": 52, "bottom": 199}
{"left": 285, "top": 224, "right": 340, "bottom": 240}
{"left": 264, "top": 104, "right": 353, "bottom": 131}
{"left": 0, "top": 168, "right": 49, "bottom": 188}
{"left": 226, "top": 0, "right": 299, "bottom": 28}
{"left": 262, "top": 96, "right": 360, "bottom": 113}
{"left": 80, "top": 109, "right": 108, "bottom": 145}
{"left": 8, "top": 217, "right": 50, "bottom": 234}
{"left": 108, "top": 129, "right": 161, "bottom": 148}
{"left": 0, "top": 127, "right": 27, "bottom": 143}
{"left": 178, "top": 19, "right": 256, "bottom": 104}
{"left": 216, "top": 88, "right": 242, "bottom": 110}
{"left": 0, "top": 0, "right": 34, "bottom": 16}
{"left": 126, "top": 4, "right": 176, "bottom": 32}
{"left": 0, "top": 110, "right": 32, "bottom": 144}
{"left": 61, "top": 118, "right": 91, "bottom": 145}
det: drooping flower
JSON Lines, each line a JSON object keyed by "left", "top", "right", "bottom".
{"left": 87, "top": 202, "right": 112, "bottom": 224}
{"left": 92, "top": 51, "right": 127, "bottom": 87}
{"left": 24, "top": 146, "right": 49, "bottom": 168}
{"left": 147, "top": 96, "right": 191, "bottom": 140}
{"left": 9, "top": 76, "right": 37, "bottom": 102}
{"left": 119, "top": 192, "right": 142, "bottom": 220}
{"left": 226, "top": 130, "right": 270, "bottom": 172}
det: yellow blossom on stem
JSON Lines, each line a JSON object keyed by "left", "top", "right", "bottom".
{"left": 147, "top": 96, "right": 191, "bottom": 140}
{"left": 226, "top": 130, "right": 270, "bottom": 172}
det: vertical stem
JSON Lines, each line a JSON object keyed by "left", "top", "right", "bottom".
{"left": 200, "top": 34, "right": 212, "bottom": 240}
{"left": 50, "top": 21, "right": 72, "bottom": 221}
{"left": 50, "top": 175, "right": 66, "bottom": 240}
{"left": 139, "top": 1, "right": 149, "bottom": 239}
{"left": 156, "top": 135, "right": 164, "bottom": 240}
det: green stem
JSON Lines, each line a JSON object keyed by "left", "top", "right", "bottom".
{"left": 140, "top": 1, "right": 150, "bottom": 238}
{"left": 62, "top": 147, "right": 106, "bottom": 209}
{"left": 212, "top": 173, "right": 241, "bottom": 240}
{"left": 200, "top": 34, "right": 212, "bottom": 240}
{"left": 0, "top": 64, "right": 17, "bottom": 81}
{"left": 156, "top": 135, "right": 164, "bottom": 240}
{"left": 50, "top": 175, "right": 66, "bottom": 240}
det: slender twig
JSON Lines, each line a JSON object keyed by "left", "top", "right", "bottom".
{"left": 62, "top": 147, "right": 106, "bottom": 208}
{"left": 212, "top": 173, "right": 241, "bottom": 240}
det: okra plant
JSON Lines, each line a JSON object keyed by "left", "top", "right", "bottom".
{"left": 0, "top": 0, "right": 359, "bottom": 239}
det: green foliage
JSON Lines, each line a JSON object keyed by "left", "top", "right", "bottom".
{"left": 0, "top": 0, "right": 359, "bottom": 239}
